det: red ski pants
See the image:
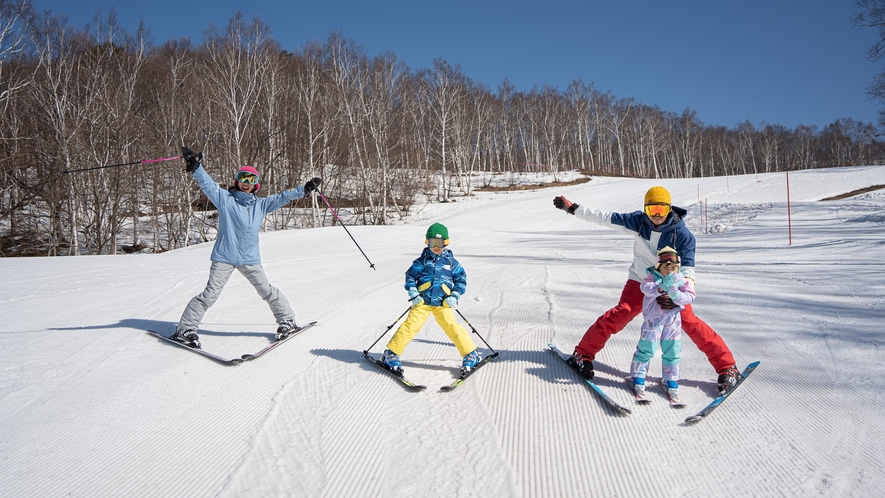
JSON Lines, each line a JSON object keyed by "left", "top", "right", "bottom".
{"left": 574, "top": 279, "right": 736, "bottom": 372}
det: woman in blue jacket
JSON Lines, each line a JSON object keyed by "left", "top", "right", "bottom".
{"left": 171, "top": 147, "right": 321, "bottom": 348}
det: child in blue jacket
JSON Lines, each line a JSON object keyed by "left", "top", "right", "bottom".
{"left": 381, "top": 223, "right": 480, "bottom": 375}
{"left": 171, "top": 147, "right": 321, "bottom": 348}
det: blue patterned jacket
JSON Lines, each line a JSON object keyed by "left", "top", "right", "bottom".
{"left": 404, "top": 247, "right": 467, "bottom": 307}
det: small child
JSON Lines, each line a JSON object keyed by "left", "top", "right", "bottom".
{"left": 381, "top": 223, "right": 481, "bottom": 375}
{"left": 630, "top": 246, "right": 696, "bottom": 400}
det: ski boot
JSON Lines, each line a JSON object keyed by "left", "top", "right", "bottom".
{"left": 664, "top": 380, "right": 681, "bottom": 403}
{"left": 461, "top": 349, "right": 481, "bottom": 375}
{"left": 566, "top": 351, "right": 595, "bottom": 381}
{"left": 717, "top": 366, "right": 742, "bottom": 395}
{"left": 381, "top": 349, "right": 403, "bottom": 374}
{"left": 170, "top": 328, "right": 201, "bottom": 349}
{"left": 275, "top": 319, "right": 299, "bottom": 341}
{"left": 631, "top": 378, "right": 649, "bottom": 401}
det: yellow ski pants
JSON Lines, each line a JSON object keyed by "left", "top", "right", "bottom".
{"left": 386, "top": 304, "right": 477, "bottom": 357}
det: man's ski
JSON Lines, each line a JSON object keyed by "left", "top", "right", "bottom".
{"left": 363, "top": 352, "right": 427, "bottom": 391}
{"left": 548, "top": 343, "right": 632, "bottom": 415}
{"left": 147, "top": 330, "right": 243, "bottom": 365}
{"left": 439, "top": 352, "right": 499, "bottom": 392}
{"left": 241, "top": 321, "right": 317, "bottom": 361}
{"left": 684, "top": 361, "right": 760, "bottom": 424}
{"left": 624, "top": 376, "right": 652, "bottom": 404}
{"left": 657, "top": 379, "right": 687, "bottom": 408}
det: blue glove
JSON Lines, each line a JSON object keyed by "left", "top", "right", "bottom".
{"left": 408, "top": 288, "right": 423, "bottom": 307}
{"left": 667, "top": 289, "right": 681, "bottom": 301}
{"left": 661, "top": 273, "right": 678, "bottom": 290}
{"left": 445, "top": 294, "right": 459, "bottom": 308}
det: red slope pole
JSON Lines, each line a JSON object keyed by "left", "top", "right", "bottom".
{"left": 786, "top": 172, "right": 792, "bottom": 246}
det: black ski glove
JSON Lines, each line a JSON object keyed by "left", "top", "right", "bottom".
{"left": 304, "top": 177, "right": 322, "bottom": 195}
{"left": 553, "top": 195, "right": 579, "bottom": 214}
{"left": 656, "top": 293, "right": 680, "bottom": 310}
{"left": 181, "top": 146, "right": 203, "bottom": 173}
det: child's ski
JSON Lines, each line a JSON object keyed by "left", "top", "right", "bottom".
{"left": 147, "top": 330, "right": 244, "bottom": 365}
{"left": 685, "top": 361, "right": 760, "bottom": 424}
{"left": 363, "top": 352, "right": 427, "bottom": 391}
{"left": 439, "top": 352, "right": 499, "bottom": 392}
{"left": 549, "top": 343, "right": 632, "bottom": 415}
{"left": 657, "top": 379, "right": 687, "bottom": 408}
{"left": 241, "top": 322, "right": 317, "bottom": 361}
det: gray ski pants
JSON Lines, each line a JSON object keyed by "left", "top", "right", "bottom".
{"left": 177, "top": 261, "right": 295, "bottom": 332}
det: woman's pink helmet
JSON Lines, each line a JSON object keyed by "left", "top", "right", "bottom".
{"left": 235, "top": 166, "right": 260, "bottom": 192}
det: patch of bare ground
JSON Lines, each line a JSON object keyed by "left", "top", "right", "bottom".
{"left": 475, "top": 176, "right": 591, "bottom": 192}
{"left": 820, "top": 184, "right": 885, "bottom": 201}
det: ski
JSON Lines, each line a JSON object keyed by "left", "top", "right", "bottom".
{"left": 363, "top": 352, "right": 427, "bottom": 391}
{"left": 684, "top": 361, "right": 760, "bottom": 424}
{"left": 241, "top": 321, "right": 317, "bottom": 361}
{"left": 439, "top": 352, "right": 499, "bottom": 392}
{"left": 657, "top": 379, "right": 687, "bottom": 408}
{"left": 624, "top": 376, "right": 652, "bottom": 404}
{"left": 548, "top": 343, "right": 632, "bottom": 415}
{"left": 147, "top": 330, "right": 243, "bottom": 365}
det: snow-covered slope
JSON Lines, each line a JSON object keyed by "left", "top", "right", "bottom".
{"left": 2, "top": 166, "right": 884, "bottom": 497}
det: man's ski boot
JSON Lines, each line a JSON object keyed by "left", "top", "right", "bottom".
{"left": 717, "top": 366, "right": 742, "bottom": 395}
{"left": 170, "top": 329, "right": 201, "bottom": 349}
{"left": 275, "top": 319, "right": 299, "bottom": 341}
{"left": 567, "top": 351, "right": 595, "bottom": 381}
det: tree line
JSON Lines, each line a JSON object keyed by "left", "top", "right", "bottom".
{"left": 2, "top": 2, "right": 883, "bottom": 256}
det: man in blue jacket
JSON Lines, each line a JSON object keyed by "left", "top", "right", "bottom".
{"left": 171, "top": 147, "right": 322, "bottom": 348}
{"left": 553, "top": 186, "right": 741, "bottom": 394}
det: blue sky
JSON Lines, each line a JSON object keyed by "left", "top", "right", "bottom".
{"left": 29, "top": 0, "right": 882, "bottom": 129}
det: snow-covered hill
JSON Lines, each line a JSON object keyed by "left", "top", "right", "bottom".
{"left": 2, "top": 166, "right": 884, "bottom": 497}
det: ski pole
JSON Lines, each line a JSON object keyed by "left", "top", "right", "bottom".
{"left": 362, "top": 306, "right": 411, "bottom": 355}
{"left": 441, "top": 289, "right": 499, "bottom": 356}
{"left": 315, "top": 191, "right": 376, "bottom": 270}
{"left": 454, "top": 308, "right": 499, "bottom": 357}
{"left": 63, "top": 155, "right": 182, "bottom": 174}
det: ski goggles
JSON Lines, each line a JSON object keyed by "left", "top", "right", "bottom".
{"left": 426, "top": 237, "right": 448, "bottom": 248}
{"left": 644, "top": 204, "right": 671, "bottom": 217}
{"left": 237, "top": 173, "right": 259, "bottom": 185}
{"left": 657, "top": 252, "right": 679, "bottom": 265}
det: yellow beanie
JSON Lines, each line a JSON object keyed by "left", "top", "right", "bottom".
{"left": 644, "top": 186, "right": 671, "bottom": 205}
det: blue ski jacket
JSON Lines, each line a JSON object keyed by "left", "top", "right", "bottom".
{"left": 192, "top": 165, "right": 306, "bottom": 266}
{"left": 404, "top": 247, "right": 467, "bottom": 307}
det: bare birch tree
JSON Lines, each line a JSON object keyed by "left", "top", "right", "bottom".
{"left": 428, "top": 59, "right": 465, "bottom": 202}
{"left": 202, "top": 12, "right": 271, "bottom": 167}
